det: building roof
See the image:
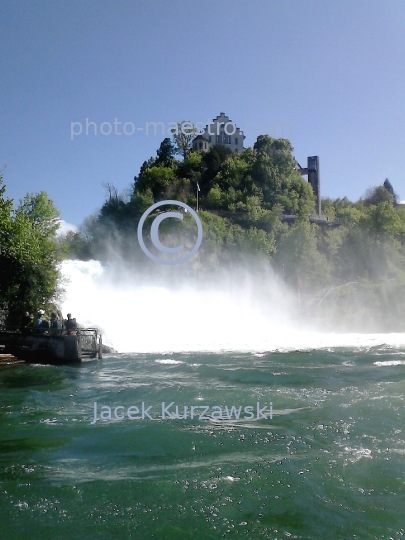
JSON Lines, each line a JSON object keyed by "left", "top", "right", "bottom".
{"left": 193, "top": 134, "right": 208, "bottom": 142}
{"left": 192, "top": 113, "right": 246, "bottom": 146}
{"left": 207, "top": 113, "right": 245, "bottom": 136}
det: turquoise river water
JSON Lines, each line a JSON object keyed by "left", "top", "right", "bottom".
{"left": 1, "top": 346, "right": 405, "bottom": 539}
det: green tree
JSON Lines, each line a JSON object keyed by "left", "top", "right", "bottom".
{"left": 135, "top": 166, "right": 176, "bottom": 200}
{"left": 17, "top": 191, "right": 60, "bottom": 236}
{"left": 363, "top": 201, "right": 404, "bottom": 244}
{"left": 206, "top": 185, "right": 224, "bottom": 209}
{"left": 253, "top": 135, "right": 297, "bottom": 177}
{"left": 383, "top": 178, "right": 398, "bottom": 203}
{"left": 156, "top": 138, "right": 176, "bottom": 167}
{"left": 130, "top": 189, "right": 155, "bottom": 217}
{"left": 170, "top": 121, "right": 198, "bottom": 159}
{"left": 202, "top": 144, "right": 232, "bottom": 187}
{"left": 59, "top": 230, "right": 92, "bottom": 260}
{"left": 362, "top": 185, "right": 394, "bottom": 207}
{"left": 0, "top": 178, "right": 61, "bottom": 324}
{"left": 273, "top": 220, "right": 330, "bottom": 290}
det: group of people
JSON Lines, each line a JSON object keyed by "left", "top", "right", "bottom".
{"left": 22, "top": 311, "right": 78, "bottom": 335}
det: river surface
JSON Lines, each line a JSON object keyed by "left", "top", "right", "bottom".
{"left": 1, "top": 346, "right": 405, "bottom": 539}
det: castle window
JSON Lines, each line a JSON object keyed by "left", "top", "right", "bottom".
{"left": 199, "top": 141, "right": 203, "bottom": 149}
{"left": 235, "top": 138, "right": 238, "bottom": 145}
{"left": 209, "top": 136, "right": 211, "bottom": 142}
{"left": 216, "top": 135, "right": 231, "bottom": 144}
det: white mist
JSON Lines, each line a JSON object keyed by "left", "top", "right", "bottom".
{"left": 60, "top": 260, "right": 405, "bottom": 353}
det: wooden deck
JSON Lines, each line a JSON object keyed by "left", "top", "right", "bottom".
{"left": 0, "top": 353, "right": 25, "bottom": 366}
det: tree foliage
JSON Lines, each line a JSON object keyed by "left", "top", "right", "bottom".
{"left": 383, "top": 178, "right": 397, "bottom": 203}
{"left": 170, "top": 121, "right": 198, "bottom": 160}
{"left": 0, "top": 175, "right": 61, "bottom": 324}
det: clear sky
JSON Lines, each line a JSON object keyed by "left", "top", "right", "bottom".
{"left": 1, "top": 0, "right": 404, "bottom": 227}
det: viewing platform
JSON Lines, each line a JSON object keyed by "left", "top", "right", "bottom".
{"left": 281, "top": 214, "right": 342, "bottom": 225}
{"left": 209, "top": 209, "right": 342, "bottom": 226}
{"left": 0, "top": 327, "right": 103, "bottom": 364}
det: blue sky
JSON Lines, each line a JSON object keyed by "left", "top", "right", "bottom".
{"left": 1, "top": 0, "right": 404, "bottom": 227}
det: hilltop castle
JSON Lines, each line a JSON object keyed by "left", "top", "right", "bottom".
{"left": 192, "top": 113, "right": 245, "bottom": 154}
{"left": 193, "top": 112, "right": 321, "bottom": 214}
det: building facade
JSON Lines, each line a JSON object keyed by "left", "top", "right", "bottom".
{"left": 192, "top": 113, "right": 245, "bottom": 153}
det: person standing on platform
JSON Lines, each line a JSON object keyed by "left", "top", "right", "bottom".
{"left": 50, "top": 313, "right": 59, "bottom": 335}
{"left": 64, "top": 313, "right": 78, "bottom": 335}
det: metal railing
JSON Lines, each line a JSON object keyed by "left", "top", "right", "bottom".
{"left": 76, "top": 328, "right": 101, "bottom": 358}
{"left": 0, "top": 325, "right": 103, "bottom": 360}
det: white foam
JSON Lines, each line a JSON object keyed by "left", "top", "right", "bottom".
{"left": 155, "top": 359, "right": 184, "bottom": 365}
{"left": 373, "top": 360, "right": 405, "bottom": 366}
{"left": 60, "top": 260, "right": 405, "bottom": 353}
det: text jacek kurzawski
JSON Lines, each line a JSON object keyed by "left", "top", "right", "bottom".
{"left": 90, "top": 402, "right": 273, "bottom": 424}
